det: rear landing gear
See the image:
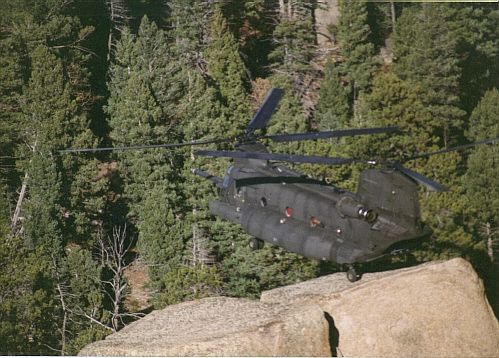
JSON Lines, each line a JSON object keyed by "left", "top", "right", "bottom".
{"left": 346, "top": 266, "right": 360, "bottom": 282}
{"left": 249, "top": 237, "right": 264, "bottom": 250}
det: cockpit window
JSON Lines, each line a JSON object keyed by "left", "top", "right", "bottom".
{"left": 222, "top": 175, "right": 230, "bottom": 188}
{"left": 222, "top": 166, "right": 234, "bottom": 188}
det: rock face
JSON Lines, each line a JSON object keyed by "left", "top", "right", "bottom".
{"left": 79, "top": 259, "right": 499, "bottom": 357}
{"left": 79, "top": 297, "right": 331, "bottom": 356}
{"left": 262, "top": 258, "right": 499, "bottom": 357}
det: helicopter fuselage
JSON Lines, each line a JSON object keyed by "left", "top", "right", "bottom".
{"left": 205, "top": 145, "right": 431, "bottom": 265}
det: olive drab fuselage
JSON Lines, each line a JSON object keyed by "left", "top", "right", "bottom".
{"left": 208, "top": 144, "right": 431, "bottom": 265}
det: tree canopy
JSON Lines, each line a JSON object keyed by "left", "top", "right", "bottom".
{"left": 1, "top": 1, "right": 498, "bottom": 353}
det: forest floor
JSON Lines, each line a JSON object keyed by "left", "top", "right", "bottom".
{"left": 124, "top": 259, "right": 152, "bottom": 312}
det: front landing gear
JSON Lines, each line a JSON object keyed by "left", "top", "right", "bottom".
{"left": 249, "top": 237, "right": 264, "bottom": 250}
{"left": 346, "top": 265, "right": 361, "bottom": 282}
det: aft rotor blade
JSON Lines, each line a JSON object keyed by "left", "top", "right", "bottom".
{"left": 246, "top": 88, "right": 284, "bottom": 133}
{"left": 59, "top": 138, "right": 231, "bottom": 154}
{"left": 394, "top": 164, "right": 448, "bottom": 192}
{"left": 264, "top": 126, "right": 400, "bottom": 142}
{"left": 405, "top": 137, "right": 499, "bottom": 161}
{"left": 195, "top": 150, "right": 354, "bottom": 166}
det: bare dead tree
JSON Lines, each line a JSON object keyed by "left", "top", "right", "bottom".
{"left": 106, "top": 0, "right": 130, "bottom": 63}
{"left": 98, "top": 225, "right": 144, "bottom": 332}
{"left": 10, "top": 172, "right": 28, "bottom": 237}
{"left": 390, "top": 1, "right": 397, "bottom": 35}
{"left": 186, "top": 220, "right": 215, "bottom": 267}
{"left": 480, "top": 222, "right": 498, "bottom": 263}
{"left": 51, "top": 255, "right": 70, "bottom": 356}
{"left": 11, "top": 140, "right": 37, "bottom": 237}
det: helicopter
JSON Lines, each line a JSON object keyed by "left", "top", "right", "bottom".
{"left": 62, "top": 88, "right": 498, "bottom": 282}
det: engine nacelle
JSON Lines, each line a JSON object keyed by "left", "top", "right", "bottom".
{"left": 336, "top": 196, "right": 377, "bottom": 223}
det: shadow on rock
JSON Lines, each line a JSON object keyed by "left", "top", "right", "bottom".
{"left": 324, "top": 312, "right": 340, "bottom": 357}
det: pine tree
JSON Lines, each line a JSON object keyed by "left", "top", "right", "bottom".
{"left": 462, "top": 89, "right": 499, "bottom": 263}
{"left": 267, "top": 0, "right": 316, "bottom": 142}
{"left": 205, "top": 7, "right": 250, "bottom": 136}
{"left": 220, "top": 0, "right": 273, "bottom": 78}
{"left": 1, "top": 3, "right": 112, "bottom": 351}
{"left": 60, "top": 246, "right": 108, "bottom": 354}
{"left": 167, "top": 0, "right": 212, "bottom": 73}
{"left": 19, "top": 42, "right": 108, "bottom": 353}
{"left": 387, "top": 4, "right": 477, "bottom": 263}
{"left": 392, "top": 3, "right": 465, "bottom": 147}
{"left": 269, "top": 0, "right": 317, "bottom": 95}
{"left": 316, "top": 59, "right": 350, "bottom": 130}
{"left": 0, "top": 235, "right": 58, "bottom": 354}
{"left": 0, "top": 30, "right": 26, "bottom": 193}
{"left": 337, "top": 0, "right": 377, "bottom": 99}
{"left": 349, "top": 71, "right": 436, "bottom": 161}
{"left": 107, "top": 17, "right": 186, "bottom": 292}
{"left": 445, "top": 5, "right": 499, "bottom": 113}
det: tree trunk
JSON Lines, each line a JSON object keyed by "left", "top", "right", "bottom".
{"left": 390, "top": 1, "right": 396, "bottom": 35}
{"left": 10, "top": 172, "right": 28, "bottom": 237}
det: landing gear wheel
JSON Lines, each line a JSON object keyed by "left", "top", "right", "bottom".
{"left": 249, "top": 238, "right": 264, "bottom": 250}
{"left": 346, "top": 266, "right": 358, "bottom": 282}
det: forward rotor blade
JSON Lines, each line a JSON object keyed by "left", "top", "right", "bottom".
{"left": 405, "top": 137, "right": 499, "bottom": 161}
{"left": 59, "top": 138, "right": 231, "bottom": 154}
{"left": 246, "top": 88, "right": 284, "bottom": 133}
{"left": 264, "top": 126, "right": 400, "bottom": 142}
{"left": 394, "top": 164, "right": 448, "bottom": 192}
{"left": 195, "top": 150, "right": 354, "bottom": 166}
{"left": 235, "top": 176, "right": 328, "bottom": 188}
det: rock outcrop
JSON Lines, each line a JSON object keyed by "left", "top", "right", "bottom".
{"left": 79, "top": 297, "right": 330, "bottom": 356}
{"left": 79, "top": 258, "right": 499, "bottom": 357}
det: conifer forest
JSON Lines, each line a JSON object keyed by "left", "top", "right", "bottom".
{"left": 1, "top": 0, "right": 498, "bottom": 354}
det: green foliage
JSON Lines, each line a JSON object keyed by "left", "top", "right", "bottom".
{"left": 0, "top": 3, "right": 111, "bottom": 353}
{"left": 337, "top": 0, "right": 377, "bottom": 97}
{"left": 466, "top": 88, "right": 499, "bottom": 142}
{"left": 462, "top": 89, "right": 499, "bottom": 250}
{"left": 220, "top": 0, "right": 273, "bottom": 78}
{"left": 205, "top": 8, "right": 250, "bottom": 136}
{"left": 269, "top": 0, "right": 317, "bottom": 92}
{"left": 153, "top": 264, "right": 222, "bottom": 307}
{"left": 24, "top": 153, "right": 63, "bottom": 253}
{"left": 167, "top": 0, "right": 211, "bottom": 68}
{"left": 1, "top": 1, "right": 498, "bottom": 352}
{"left": 138, "top": 184, "right": 185, "bottom": 283}
{"left": 267, "top": 76, "right": 308, "bottom": 138}
{"left": 392, "top": 3, "right": 465, "bottom": 146}
{"left": 317, "top": 59, "right": 351, "bottom": 130}
{"left": 58, "top": 246, "right": 108, "bottom": 355}
{"left": 0, "top": 235, "right": 57, "bottom": 354}
{"left": 350, "top": 71, "right": 436, "bottom": 160}
{"left": 62, "top": 247, "right": 104, "bottom": 319}
{"left": 107, "top": 17, "right": 186, "bottom": 289}
{"left": 446, "top": 5, "right": 499, "bottom": 113}
{"left": 0, "top": 32, "right": 26, "bottom": 183}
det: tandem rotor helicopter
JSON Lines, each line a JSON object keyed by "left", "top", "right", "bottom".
{"left": 62, "top": 88, "right": 498, "bottom": 282}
